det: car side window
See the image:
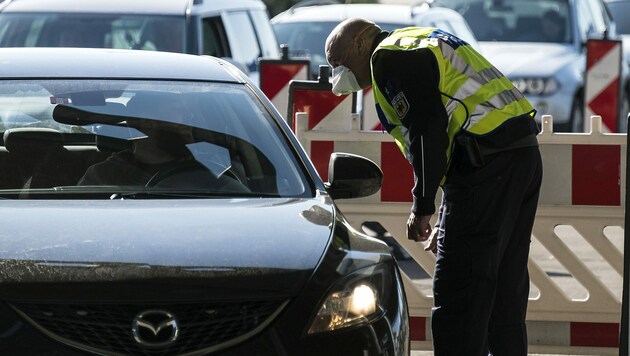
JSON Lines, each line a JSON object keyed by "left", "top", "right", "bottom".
{"left": 202, "top": 16, "right": 229, "bottom": 58}
{"left": 223, "top": 11, "right": 260, "bottom": 73}
{"left": 0, "top": 15, "right": 41, "bottom": 46}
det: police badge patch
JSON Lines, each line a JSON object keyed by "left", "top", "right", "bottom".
{"left": 391, "top": 91, "right": 409, "bottom": 118}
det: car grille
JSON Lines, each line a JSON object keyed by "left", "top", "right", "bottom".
{"left": 10, "top": 299, "right": 288, "bottom": 356}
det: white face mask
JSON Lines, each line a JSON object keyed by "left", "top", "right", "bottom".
{"left": 331, "top": 65, "right": 362, "bottom": 96}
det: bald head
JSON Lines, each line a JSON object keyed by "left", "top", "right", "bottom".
{"left": 325, "top": 18, "right": 381, "bottom": 89}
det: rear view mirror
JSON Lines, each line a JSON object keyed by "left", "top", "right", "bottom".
{"left": 326, "top": 152, "right": 382, "bottom": 200}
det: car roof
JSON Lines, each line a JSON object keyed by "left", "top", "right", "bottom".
{"left": 0, "top": 0, "right": 266, "bottom": 15}
{"left": 0, "top": 48, "right": 243, "bottom": 82}
{"left": 272, "top": 3, "right": 418, "bottom": 26}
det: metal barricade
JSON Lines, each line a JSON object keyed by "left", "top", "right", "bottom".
{"left": 258, "top": 45, "right": 310, "bottom": 122}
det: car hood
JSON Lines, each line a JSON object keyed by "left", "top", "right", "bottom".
{"left": 0, "top": 198, "right": 335, "bottom": 300}
{"left": 479, "top": 42, "right": 580, "bottom": 77}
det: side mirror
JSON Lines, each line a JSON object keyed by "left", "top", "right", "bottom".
{"left": 326, "top": 152, "right": 383, "bottom": 200}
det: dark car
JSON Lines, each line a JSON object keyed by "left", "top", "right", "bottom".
{"left": 0, "top": 0, "right": 280, "bottom": 83}
{"left": 0, "top": 48, "right": 409, "bottom": 355}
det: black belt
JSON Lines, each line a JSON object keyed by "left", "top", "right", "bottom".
{"left": 478, "top": 134, "right": 539, "bottom": 156}
{"left": 455, "top": 133, "right": 538, "bottom": 168}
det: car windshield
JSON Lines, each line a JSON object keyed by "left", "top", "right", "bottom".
{"left": 273, "top": 21, "right": 409, "bottom": 77}
{"left": 0, "top": 79, "right": 311, "bottom": 199}
{"left": 433, "top": 0, "right": 572, "bottom": 43}
{"left": 607, "top": 1, "right": 630, "bottom": 34}
{"left": 0, "top": 13, "right": 185, "bottom": 52}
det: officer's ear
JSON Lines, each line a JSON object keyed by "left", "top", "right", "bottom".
{"left": 355, "top": 35, "right": 366, "bottom": 55}
{"left": 354, "top": 27, "right": 375, "bottom": 58}
{"left": 355, "top": 38, "right": 371, "bottom": 62}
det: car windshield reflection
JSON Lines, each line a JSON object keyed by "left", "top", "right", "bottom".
{"left": 0, "top": 80, "right": 311, "bottom": 199}
{"left": 433, "top": 0, "right": 572, "bottom": 43}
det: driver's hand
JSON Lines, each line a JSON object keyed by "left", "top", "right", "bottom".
{"left": 406, "top": 212, "right": 432, "bottom": 242}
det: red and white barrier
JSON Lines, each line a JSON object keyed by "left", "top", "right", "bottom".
{"left": 409, "top": 318, "right": 620, "bottom": 352}
{"left": 584, "top": 38, "right": 623, "bottom": 132}
{"left": 361, "top": 87, "right": 383, "bottom": 131}
{"left": 539, "top": 115, "right": 623, "bottom": 206}
{"left": 295, "top": 112, "right": 625, "bottom": 355}
{"left": 259, "top": 46, "right": 309, "bottom": 121}
{"left": 287, "top": 70, "right": 356, "bottom": 132}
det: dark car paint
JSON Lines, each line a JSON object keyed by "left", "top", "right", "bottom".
{"left": 0, "top": 47, "right": 409, "bottom": 355}
{"left": 0, "top": 48, "right": 239, "bottom": 81}
{"left": 0, "top": 202, "right": 407, "bottom": 355}
{"left": 0, "top": 199, "right": 332, "bottom": 290}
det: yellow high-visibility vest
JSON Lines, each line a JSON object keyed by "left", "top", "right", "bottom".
{"left": 371, "top": 27, "right": 536, "bottom": 169}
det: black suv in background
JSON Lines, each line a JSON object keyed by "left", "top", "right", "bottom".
{"left": 0, "top": 0, "right": 280, "bottom": 83}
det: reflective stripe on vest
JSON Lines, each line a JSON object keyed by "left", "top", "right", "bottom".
{"left": 371, "top": 27, "right": 535, "bottom": 168}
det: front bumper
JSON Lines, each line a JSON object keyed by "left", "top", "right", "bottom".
{"left": 0, "top": 281, "right": 409, "bottom": 356}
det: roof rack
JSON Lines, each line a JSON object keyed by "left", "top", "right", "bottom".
{"left": 0, "top": 0, "right": 15, "bottom": 11}
{"left": 410, "top": 0, "right": 434, "bottom": 17}
{"left": 287, "top": 0, "right": 341, "bottom": 14}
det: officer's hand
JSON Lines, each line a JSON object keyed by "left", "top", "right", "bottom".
{"left": 423, "top": 229, "right": 438, "bottom": 254}
{"left": 406, "top": 213, "right": 432, "bottom": 242}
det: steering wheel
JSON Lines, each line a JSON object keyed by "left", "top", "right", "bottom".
{"left": 216, "top": 165, "right": 245, "bottom": 184}
{"left": 145, "top": 160, "right": 217, "bottom": 188}
{"left": 146, "top": 160, "right": 249, "bottom": 192}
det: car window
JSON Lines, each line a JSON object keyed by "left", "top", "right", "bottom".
{"left": 434, "top": 0, "right": 572, "bottom": 43}
{"left": 421, "top": 18, "right": 478, "bottom": 47}
{"left": 607, "top": 1, "right": 630, "bottom": 34}
{"left": 223, "top": 11, "right": 261, "bottom": 74}
{"left": 202, "top": 16, "right": 230, "bottom": 57}
{"left": 0, "top": 80, "right": 311, "bottom": 198}
{"left": 273, "top": 21, "right": 409, "bottom": 77}
{"left": 0, "top": 13, "right": 185, "bottom": 52}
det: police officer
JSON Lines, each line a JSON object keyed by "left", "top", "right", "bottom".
{"left": 325, "top": 18, "right": 542, "bottom": 356}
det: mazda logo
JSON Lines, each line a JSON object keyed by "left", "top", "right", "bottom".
{"left": 131, "top": 310, "right": 179, "bottom": 348}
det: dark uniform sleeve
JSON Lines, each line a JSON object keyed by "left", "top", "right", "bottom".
{"left": 372, "top": 48, "right": 449, "bottom": 216}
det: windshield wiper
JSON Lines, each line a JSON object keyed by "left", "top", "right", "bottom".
{"left": 111, "top": 191, "right": 280, "bottom": 199}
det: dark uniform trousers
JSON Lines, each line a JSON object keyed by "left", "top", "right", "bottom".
{"left": 431, "top": 143, "right": 543, "bottom": 356}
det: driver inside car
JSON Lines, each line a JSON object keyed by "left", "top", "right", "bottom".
{"left": 77, "top": 93, "right": 204, "bottom": 187}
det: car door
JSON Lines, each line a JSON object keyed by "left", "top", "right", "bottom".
{"left": 199, "top": 9, "right": 278, "bottom": 84}
{"left": 575, "top": 0, "right": 610, "bottom": 42}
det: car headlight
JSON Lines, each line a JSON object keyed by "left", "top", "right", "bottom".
{"left": 512, "top": 77, "right": 560, "bottom": 96}
{"left": 307, "top": 263, "right": 393, "bottom": 334}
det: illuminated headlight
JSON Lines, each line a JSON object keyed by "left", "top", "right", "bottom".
{"left": 512, "top": 77, "right": 560, "bottom": 96}
{"left": 308, "top": 263, "right": 393, "bottom": 334}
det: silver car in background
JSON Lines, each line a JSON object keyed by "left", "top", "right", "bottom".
{"left": 434, "top": 0, "right": 629, "bottom": 132}
{"left": 606, "top": 0, "right": 630, "bottom": 68}
{"left": 272, "top": 2, "right": 480, "bottom": 79}
{"left": 0, "top": 0, "right": 280, "bottom": 84}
